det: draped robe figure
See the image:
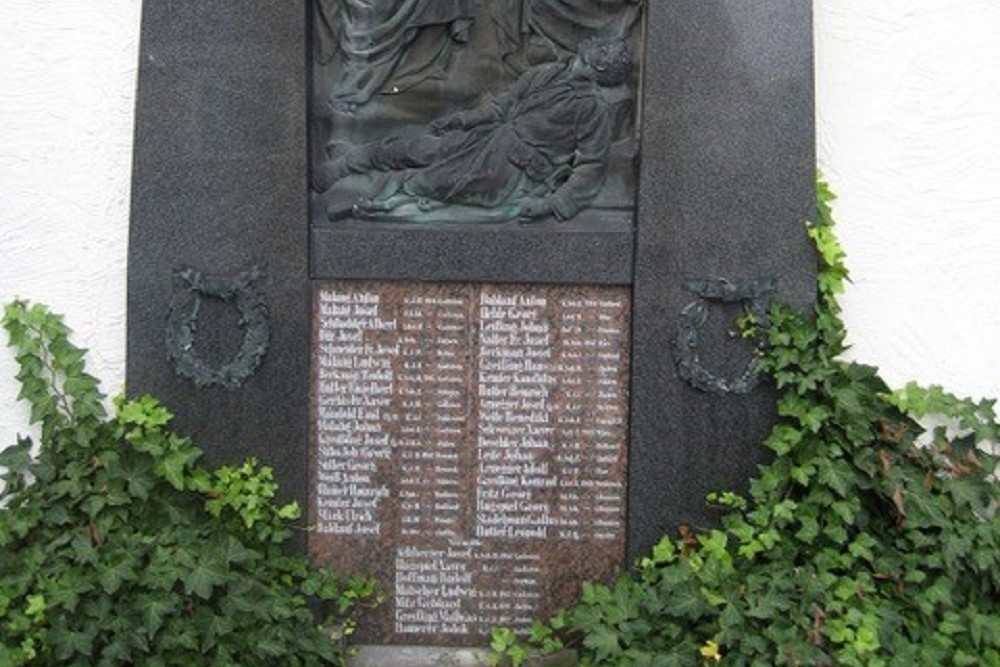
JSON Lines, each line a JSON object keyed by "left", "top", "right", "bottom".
{"left": 314, "top": 0, "right": 476, "bottom": 111}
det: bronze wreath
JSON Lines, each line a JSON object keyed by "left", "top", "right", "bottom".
{"left": 165, "top": 264, "right": 269, "bottom": 389}
{"left": 673, "top": 277, "right": 776, "bottom": 395}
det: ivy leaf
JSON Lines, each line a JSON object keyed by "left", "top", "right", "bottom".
{"left": 767, "top": 424, "right": 803, "bottom": 456}
{"left": 144, "top": 545, "right": 188, "bottom": 591}
{"left": 818, "top": 459, "right": 852, "bottom": 497}
{"left": 49, "top": 619, "right": 97, "bottom": 661}
{"left": 99, "top": 637, "right": 132, "bottom": 664}
{"left": 154, "top": 446, "right": 199, "bottom": 491}
{"left": 97, "top": 551, "right": 139, "bottom": 595}
{"left": 45, "top": 573, "right": 90, "bottom": 613}
{"left": 193, "top": 605, "right": 234, "bottom": 652}
{"left": 795, "top": 515, "right": 820, "bottom": 543}
{"left": 181, "top": 544, "right": 230, "bottom": 599}
{"left": 276, "top": 501, "right": 300, "bottom": 520}
{"left": 582, "top": 627, "right": 622, "bottom": 661}
{"left": 653, "top": 651, "right": 697, "bottom": 667}
{"left": 0, "top": 438, "right": 34, "bottom": 473}
{"left": 255, "top": 635, "right": 288, "bottom": 658}
{"left": 28, "top": 395, "right": 57, "bottom": 425}
{"left": 745, "top": 590, "right": 786, "bottom": 620}
{"left": 969, "top": 611, "right": 1000, "bottom": 649}
{"left": 142, "top": 592, "right": 180, "bottom": 638}
{"left": 107, "top": 450, "right": 156, "bottom": 501}
{"left": 222, "top": 535, "right": 257, "bottom": 566}
{"left": 661, "top": 584, "right": 707, "bottom": 620}
{"left": 117, "top": 395, "right": 173, "bottom": 427}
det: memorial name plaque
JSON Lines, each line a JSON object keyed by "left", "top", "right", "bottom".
{"left": 130, "top": 0, "right": 816, "bottom": 657}
{"left": 309, "top": 280, "right": 630, "bottom": 644}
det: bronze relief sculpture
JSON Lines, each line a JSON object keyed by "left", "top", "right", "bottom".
{"left": 311, "top": 0, "right": 643, "bottom": 224}
{"left": 314, "top": 0, "right": 477, "bottom": 112}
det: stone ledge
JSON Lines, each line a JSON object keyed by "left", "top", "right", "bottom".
{"left": 349, "top": 646, "right": 577, "bottom": 667}
{"left": 310, "top": 210, "right": 634, "bottom": 285}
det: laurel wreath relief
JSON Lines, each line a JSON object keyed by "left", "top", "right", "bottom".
{"left": 165, "top": 264, "right": 270, "bottom": 389}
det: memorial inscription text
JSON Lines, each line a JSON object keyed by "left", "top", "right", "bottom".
{"left": 309, "top": 281, "right": 630, "bottom": 644}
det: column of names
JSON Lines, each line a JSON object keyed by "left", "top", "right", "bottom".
{"left": 314, "top": 290, "right": 396, "bottom": 536}
{"left": 474, "top": 289, "right": 628, "bottom": 543}
{"left": 310, "top": 281, "right": 630, "bottom": 644}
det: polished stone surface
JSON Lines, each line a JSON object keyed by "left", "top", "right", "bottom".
{"left": 626, "top": 0, "right": 815, "bottom": 560}
{"left": 310, "top": 212, "right": 634, "bottom": 285}
{"left": 349, "top": 646, "right": 490, "bottom": 667}
{"left": 310, "top": 281, "right": 630, "bottom": 644}
{"left": 127, "top": 0, "right": 312, "bottom": 528}
{"left": 349, "top": 645, "right": 577, "bottom": 667}
{"left": 128, "top": 0, "right": 816, "bottom": 652}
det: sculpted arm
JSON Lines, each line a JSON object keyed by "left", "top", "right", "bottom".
{"left": 517, "top": 104, "right": 611, "bottom": 222}
{"left": 431, "top": 67, "right": 540, "bottom": 134}
{"left": 430, "top": 99, "right": 502, "bottom": 133}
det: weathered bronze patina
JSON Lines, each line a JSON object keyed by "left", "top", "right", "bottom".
{"left": 310, "top": 1, "right": 643, "bottom": 224}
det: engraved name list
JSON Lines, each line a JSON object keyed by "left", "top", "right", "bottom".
{"left": 309, "top": 281, "right": 630, "bottom": 645}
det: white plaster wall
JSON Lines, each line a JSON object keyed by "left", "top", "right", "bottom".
{"left": 816, "top": 0, "right": 1000, "bottom": 401}
{"left": 0, "top": 0, "right": 142, "bottom": 445}
{"left": 2, "top": 1, "right": 1000, "bottom": 450}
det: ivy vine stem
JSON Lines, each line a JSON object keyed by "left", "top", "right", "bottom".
{"left": 30, "top": 320, "right": 73, "bottom": 423}
{"left": 490, "top": 179, "right": 1000, "bottom": 667}
{"left": 1, "top": 301, "right": 378, "bottom": 666}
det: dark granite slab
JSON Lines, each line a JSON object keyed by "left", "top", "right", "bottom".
{"left": 310, "top": 212, "right": 634, "bottom": 285}
{"left": 127, "top": 0, "right": 311, "bottom": 519}
{"left": 127, "top": 0, "right": 817, "bottom": 647}
{"left": 627, "top": 0, "right": 816, "bottom": 560}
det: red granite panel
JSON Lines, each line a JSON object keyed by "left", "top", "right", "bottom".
{"left": 309, "top": 281, "right": 630, "bottom": 645}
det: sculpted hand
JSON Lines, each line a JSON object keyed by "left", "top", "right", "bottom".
{"left": 430, "top": 114, "right": 464, "bottom": 135}
{"left": 311, "top": 159, "right": 345, "bottom": 192}
{"left": 516, "top": 198, "right": 553, "bottom": 221}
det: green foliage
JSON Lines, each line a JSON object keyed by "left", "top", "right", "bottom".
{"left": 0, "top": 301, "right": 377, "bottom": 666}
{"left": 493, "top": 180, "right": 1000, "bottom": 666}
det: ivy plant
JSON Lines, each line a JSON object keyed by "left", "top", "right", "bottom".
{"left": 0, "top": 301, "right": 377, "bottom": 666}
{"left": 492, "top": 181, "right": 1000, "bottom": 666}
